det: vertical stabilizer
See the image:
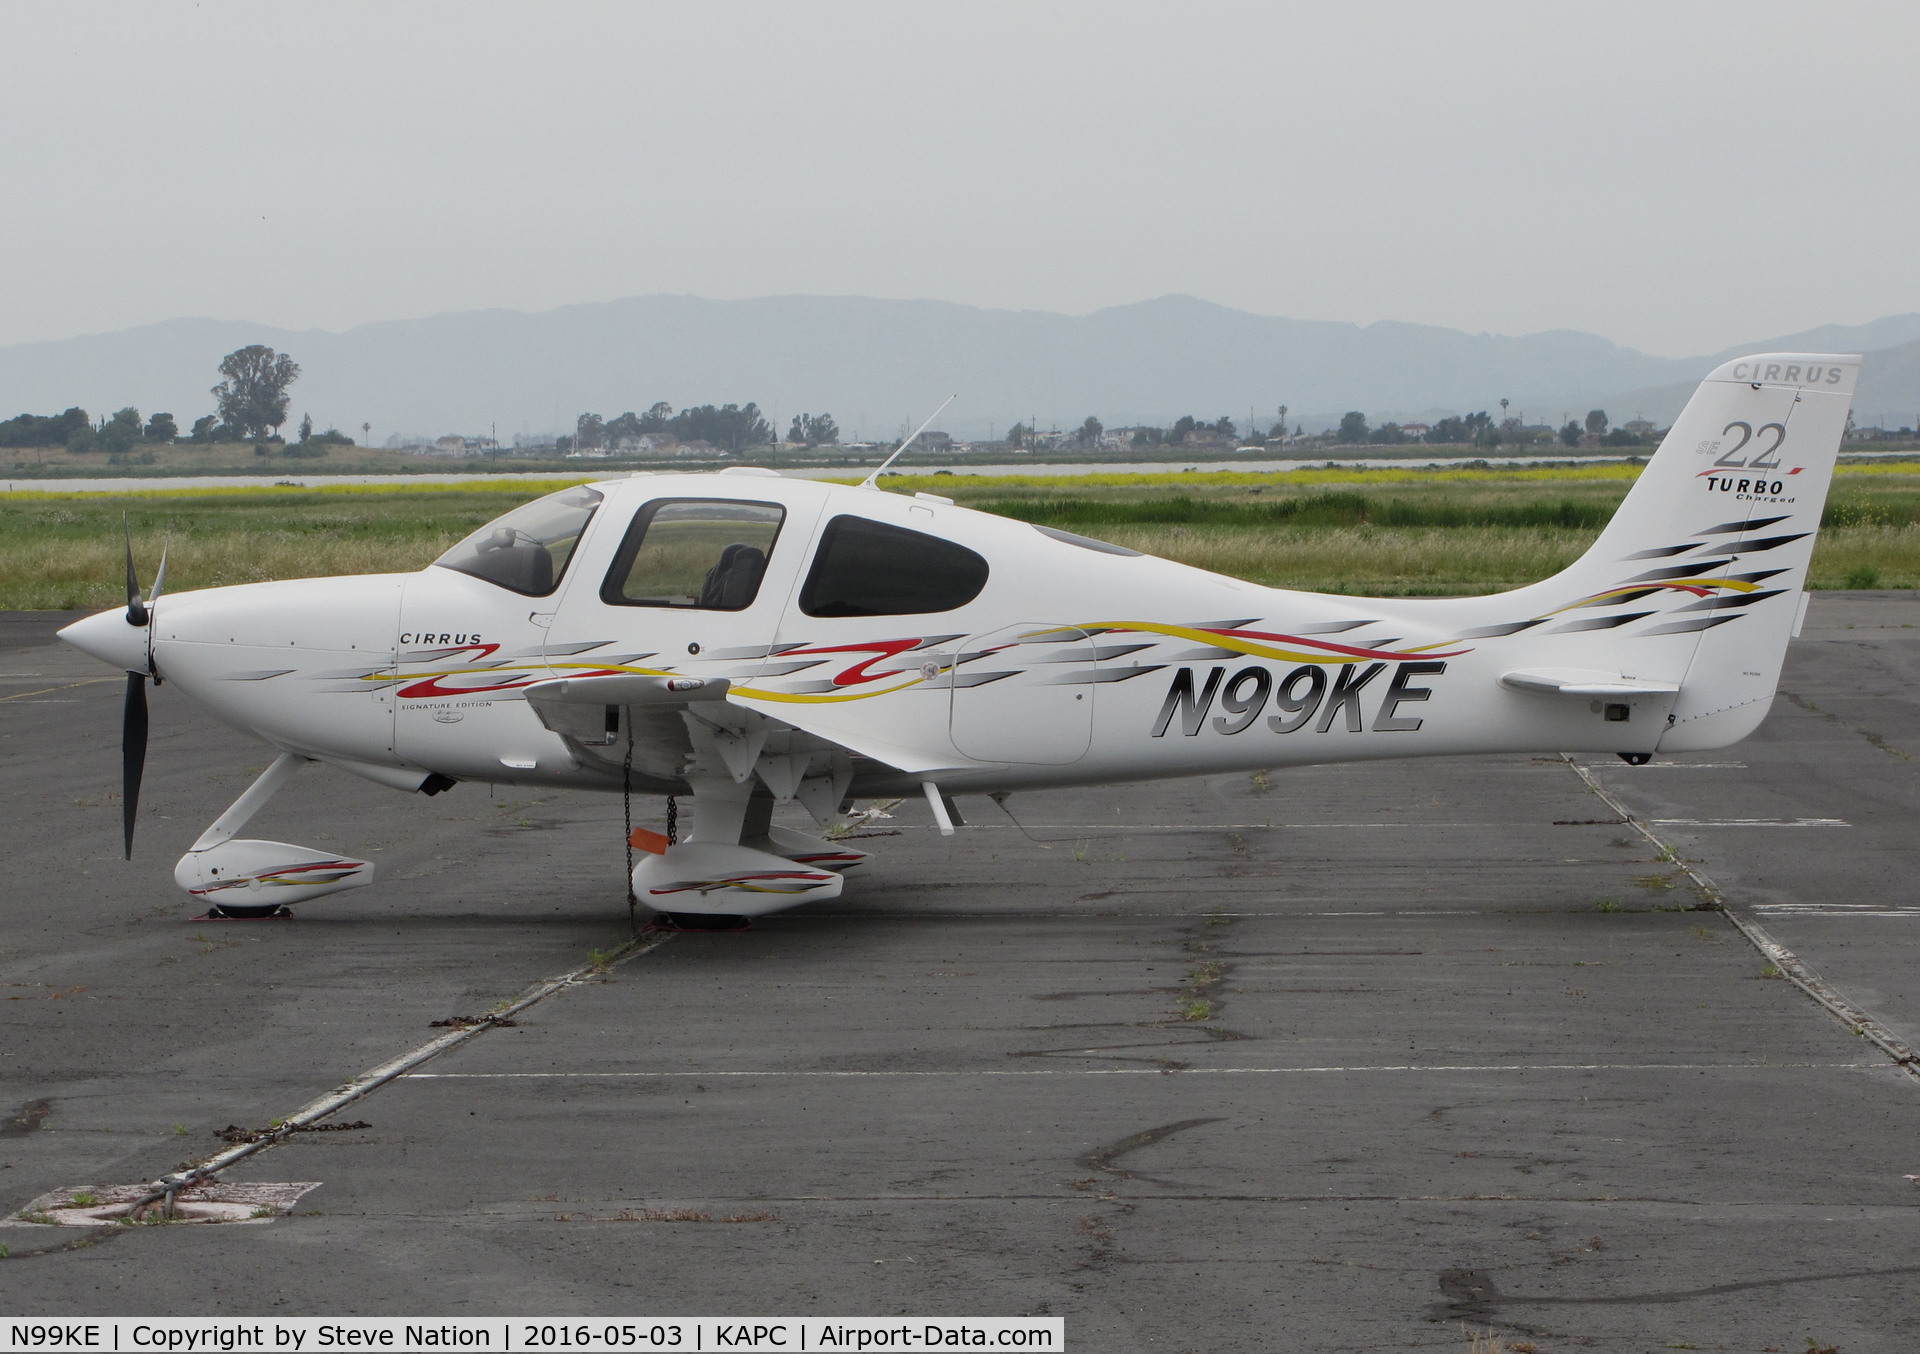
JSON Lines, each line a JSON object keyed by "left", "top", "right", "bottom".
{"left": 1505, "top": 353, "right": 1858, "bottom": 750}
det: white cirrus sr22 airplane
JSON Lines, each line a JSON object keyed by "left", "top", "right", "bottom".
{"left": 61, "top": 353, "right": 1858, "bottom": 924}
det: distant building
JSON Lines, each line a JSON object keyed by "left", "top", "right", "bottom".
{"left": 1400, "top": 423, "right": 1432, "bottom": 439}
{"left": 409, "top": 434, "right": 498, "bottom": 458}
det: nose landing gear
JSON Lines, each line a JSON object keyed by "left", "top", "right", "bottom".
{"left": 174, "top": 754, "right": 375, "bottom": 918}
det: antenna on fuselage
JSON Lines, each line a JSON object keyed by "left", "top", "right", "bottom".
{"left": 859, "top": 394, "right": 956, "bottom": 490}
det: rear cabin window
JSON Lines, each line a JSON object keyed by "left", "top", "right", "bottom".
{"left": 600, "top": 499, "right": 785, "bottom": 610}
{"left": 799, "top": 514, "right": 989, "bottom": 617}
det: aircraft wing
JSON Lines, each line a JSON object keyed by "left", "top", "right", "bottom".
{"left": 520, "top": 671, "right": 952, "bottom": 819}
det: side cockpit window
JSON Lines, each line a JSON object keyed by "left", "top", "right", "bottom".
{"left": 799, "top": 514, "right": 989, "bottom": 617}
{"left": 433, "top": 485, "right": 603, "bottom": 597}
{"left": 600, "top": 499, "right": 786, "bottom": 610}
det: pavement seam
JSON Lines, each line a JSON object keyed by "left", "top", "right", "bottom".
{"left": 406, "top": 1061, "right": 1881, "bottom": 1079}
{"left": 1563, "top": 754, "right": 1920, "bottom": 1085}
{"left": 120, "top": 929, "right": 674, "bottom": 1215}
{"left": 0, "top": 677, "right": 113, "bottom": 703}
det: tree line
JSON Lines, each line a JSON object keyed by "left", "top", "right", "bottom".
{"left": 1340, "top": 407, "right": 1643, "bottom": 449}
{"left": 990, "top": 403, "right": 1651, "bottom": 451}
{"left": 1003, "top": 407, "right": 1650, "bottom": 451}
{"left": 0, "top": 345, "right": 366, "bottom": 455}
{"left": 565, "top": 402, "right": 838, "bottom": 454}
{"left": 5, "top": 343, "right": 1659, "bottom": 459}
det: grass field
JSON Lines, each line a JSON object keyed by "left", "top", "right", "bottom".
{"left": 6, "top": 463, "right": 1919, "bottom": 610}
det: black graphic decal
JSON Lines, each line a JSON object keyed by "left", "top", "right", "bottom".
{"left": 1701, "top": 516, "right": 1790, "bottom": 535}
{"left": 1727, "top": 533, "right": 1809, "bottom": 553}
{"left": 1267, "top": 666, "right": 1328, "bottom": 734}
{"left": 1317, "top": 662, "right": 1386, "bottom": 734}
{"left": 1211, "top": 666, "right": 1272, "bottom": 735}
{"left": 1151, "top": 666, "right": 1225, "bottom": 738}
{"left": 1375, "top": 661, "right": 1446, "bottom": 732}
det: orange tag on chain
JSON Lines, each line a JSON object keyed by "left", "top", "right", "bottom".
{"left": 627, "top": 827, "right": 670, "bottom": 854}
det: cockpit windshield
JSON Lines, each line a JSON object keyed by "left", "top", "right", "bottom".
{"left": 433, "top": 485, "right": 603, "bottom": 596}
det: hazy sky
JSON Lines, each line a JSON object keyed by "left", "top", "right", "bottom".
{"left": 4, "top": 1, "right": 1916, "bottom": 357}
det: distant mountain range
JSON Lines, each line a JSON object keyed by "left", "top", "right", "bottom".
{"left": 2, "top": 294, "right": 1917, "bottom": 440}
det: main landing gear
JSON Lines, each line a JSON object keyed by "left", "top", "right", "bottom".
{"left": 618, "top": 703, "right": 873, "bottom": 927}
{"left": 628, "top": 775, "right": 868, "bottom": 927}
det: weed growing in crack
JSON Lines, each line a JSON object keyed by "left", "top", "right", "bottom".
{"left": 1596, "top": 899, "right": 1625, "bottom": 913}
{"left": 1761, "top": 964, "right": 1783, "bottom": 979}
{"left": 1181, "top": 998, "right": 1213, "bottom": 1021}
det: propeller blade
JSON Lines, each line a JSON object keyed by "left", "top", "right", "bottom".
{"left": 124, "top": 520, "right": 148, "bottom": 627}
{"left": 148, "top": 545, "right": 168, "bottom": 608}
{"left": 123, "top": 672, "right": 148, "bottom": 860}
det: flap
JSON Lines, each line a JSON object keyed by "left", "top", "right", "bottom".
{"left": 1500, "top": 667, "right": 1681, "bottom": 699}
{"left": 726, "top": 693, "right": 966, "bottom": 777}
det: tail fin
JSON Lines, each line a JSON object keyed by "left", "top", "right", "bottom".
{"left": 1500, "top": 353, "right": 1859, "bottom": 750}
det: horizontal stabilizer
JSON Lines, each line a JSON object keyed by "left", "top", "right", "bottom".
{"left": 1500, "top": 668, "right": 1681, "bottom": 699}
